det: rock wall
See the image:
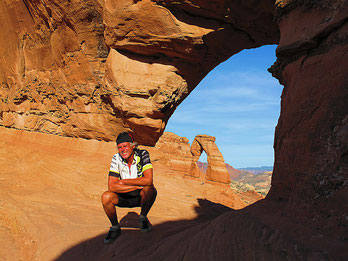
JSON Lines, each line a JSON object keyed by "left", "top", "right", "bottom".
{"left": 0, "top": 0, "right": 347, "bottom": 259}
{"left": 145, "top": 132, "right": 192, "bottom": 176}
{"left": 0, "top": 0, "right": 279, "bottom": 145}
{"left": 267, "top": 0, "right": 348, "bottom": 240}
{"left": 0, "top": 0, "right": 117, "bottom": 140}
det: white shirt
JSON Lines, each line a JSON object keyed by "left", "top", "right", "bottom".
{"left": 109, "top": 148, "right": 152, "bottom": 179}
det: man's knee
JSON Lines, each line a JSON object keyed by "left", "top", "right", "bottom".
{"left": 140, "top": 186, "right": 157, "bottom": 199}
{"left": 101, "top": 191, "right": 118, "bottom": 205}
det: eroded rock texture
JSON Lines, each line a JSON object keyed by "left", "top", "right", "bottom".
{"left": 145, "top": 132, "right": 231, "bottom": 184}
{"left": 189, "top": 135, "right": 231, "bottom": 184}
{"left": 0, "top": 0, "right": 278, "bottom": 145}
{"left": 0, "top": 0, "right": 115, "bottom": 140}
{"left": 268, "top": 0, "right": 348, "bottom": 245}
{"left": 145, "top": 132, "right": 192, "bottom": 176}
{"left": 0, "top": 0, "right": 347, "bottom": 259}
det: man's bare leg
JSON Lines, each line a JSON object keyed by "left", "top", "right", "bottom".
{"left": 139, "top": 186, "right": 157, "bottom": 217}
{"left": 101, "top": 191, "right": 119, "bottom": 226}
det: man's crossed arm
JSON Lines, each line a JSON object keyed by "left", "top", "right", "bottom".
{"left": 108, "top": 169, "right": 153, "bottom": 193}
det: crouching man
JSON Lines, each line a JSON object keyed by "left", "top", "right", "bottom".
{"left": 101, "top": 132, "right": 157, "bottom": 244}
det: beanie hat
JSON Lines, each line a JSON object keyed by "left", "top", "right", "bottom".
{"left": 116, "top": 132, "right": 134, "bottom": 145}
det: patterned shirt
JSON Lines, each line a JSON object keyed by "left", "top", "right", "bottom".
{"left": 109, "top": 148, "right": 153, "bottom": 179}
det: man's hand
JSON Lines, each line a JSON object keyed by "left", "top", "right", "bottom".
{"left": 107, "top": 169, "right": 153, "bottom": 193}
{"left": 120, "top": 169, "right": 153, "bottom": 187}
{"left": 108, "top": 177, "right": 143, "bottom": 193}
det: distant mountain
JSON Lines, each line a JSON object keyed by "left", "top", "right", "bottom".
{"left": 197, "top": 162, "right": 272, "bottom": 196}
{"left": 237, "top": 166, "right": 273, "bottom": 174}
{"left": 197, "top": 162, "right": 242, "bottom": 180}
{"left": 225, "top": 163, "right": 243, "bottom": 179}
{"left": 197, "top": 161, "right": 208, "bottom": 173}
{"left": 232, "top": 170, "right": 272, "bottom": 196}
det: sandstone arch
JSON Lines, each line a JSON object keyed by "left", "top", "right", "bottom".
{"left": 0, "top": 0, "right": 347, "bottom": 259}
{"left": 0, "top": 0, "right": 279, "bottom": 144}
{"left": 190, "top": 135, "right": 230, "bottom": 184}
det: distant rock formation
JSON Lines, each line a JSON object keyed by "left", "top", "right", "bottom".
{"left": 0, "top": 0, "right": 347, "bottom": 259}
{"left": 199, "top": 162, "right": 272, "bottom": 195}
{"left": 225, "top": 163, "right": 243, "bottom": 180}
{"left": 189, "top": 135, "right": 230, "bottom": 184}
{"left": 145, "top": 132, "right": 192, "bottom": 176}
{"left": 146, "top": 132, "right": 230, "bottom": 184}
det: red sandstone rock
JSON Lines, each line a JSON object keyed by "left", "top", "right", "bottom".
{"left": 268, "top": 1, "right": 348, "bottom": 242}
{"left": 0, "top": 0, "right": 116, "bottom": 140}
{"left": 0, "top": 0, "right": 279, "bottom": 145}
{"left": 144, "top": 132, "right": 192, "bottom": 176}
{"left": 0, "top": 0, "right": 347, "bottom": 260}
{"left": 0, "top": 127, "right": 258, "bottom": 260}
{"left": 144, "top": 132, "right": 231, "bottom": 185}
{"left": 189, "top": 135, "right": 231, "bottom": 184}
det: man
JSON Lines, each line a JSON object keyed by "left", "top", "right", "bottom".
{"left": 101, "top": 132, "right": 157, "bottom": 244}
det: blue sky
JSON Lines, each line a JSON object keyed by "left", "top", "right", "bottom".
{"left": 165, "top": 45, "right": 283, "bottom": 169}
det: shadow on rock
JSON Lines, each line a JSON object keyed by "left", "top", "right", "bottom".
{"left": 119, "top": 211, "right": 140, "bottom": 228}
{"left": 54, "top": 198, "right": 233, "bottom": 261}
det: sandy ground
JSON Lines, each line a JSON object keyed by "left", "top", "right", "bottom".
{"left": 0, "top": 127, "right": 261, "bottom": 261}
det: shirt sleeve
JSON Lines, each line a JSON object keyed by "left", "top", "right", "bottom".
{"left": 109, "top": 154, "right": 120, "bottom": 178}
{"left": 141, "top": 150, "right": 153, "bottom": 172}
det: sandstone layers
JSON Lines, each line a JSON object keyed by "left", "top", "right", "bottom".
{"left": 268, "top": 0, "right": 348, "bottom": 244}
{"left": 189, "top": 135, "right": 230, "bottom": 183}
{"left": 147, "top": 132, "right": 231, "bottom": 184}
{"left": 0, "top": 0, "right": 347, "bottom": 260}
{"left": 146, "top": 132, "right": 192, "bottom": 176}
{"left": 0, "top": 0, "right": 278, "bottom": 145}
{"left": 0, "top": 127, "right": 260, "bottom": 261}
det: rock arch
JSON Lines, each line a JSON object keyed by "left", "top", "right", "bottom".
{"left": 0, "top": 0, "right": 279, "bottom": 144}
{"left": 189, "top": 135, "right": 230, "bottom": 184}
{"left": 0, "top": 0, "right": 347, "bottom": 258}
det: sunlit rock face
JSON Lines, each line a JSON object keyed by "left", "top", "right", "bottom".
{"left": 0, "top": 0, "right": 279, "bottom": 145}
{"left": 145, "top": 132, "right": 192, "bottom": 176}
{"left": 0, "top": 0, "right": 347, "bottom": 259}
{"left": 0, "top": 0, "right": 116, "bottom": 140}
{"left": 145, "top": 132, "right": 231, "bottom": 184}
{"left": 189, "top": 135, "right": 231, "bottom": 184}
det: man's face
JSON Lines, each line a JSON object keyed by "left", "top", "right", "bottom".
{"left": 117, "top": 142, "right": 134, "bottom": 160}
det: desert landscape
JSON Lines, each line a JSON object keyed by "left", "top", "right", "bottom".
{"left": 0, "top": 0, "right": 347, "bottom": 260}
{"left": 0, "top": 127, "right": 262, "bottom": 260}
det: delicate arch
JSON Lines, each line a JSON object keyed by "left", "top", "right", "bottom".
{"left": 189, "top": 135, "right": 230, "bottom": 184}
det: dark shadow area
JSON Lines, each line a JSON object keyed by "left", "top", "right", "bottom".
{"left": 54, "top": 198, "right": 233, "bottom": 261}
{"left": 119, "top": 211, "right": 140, "bottom": 228}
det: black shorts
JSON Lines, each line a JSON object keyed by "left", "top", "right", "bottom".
{"left": 117, "top": 190, "right": 141, "bottom": 208}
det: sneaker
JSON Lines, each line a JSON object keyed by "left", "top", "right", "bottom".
{"left": 139, "top": 216, "right": 151, "bottom": 232}
{"left": 104, "top": 226, "right": 121, "bottom": 244}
